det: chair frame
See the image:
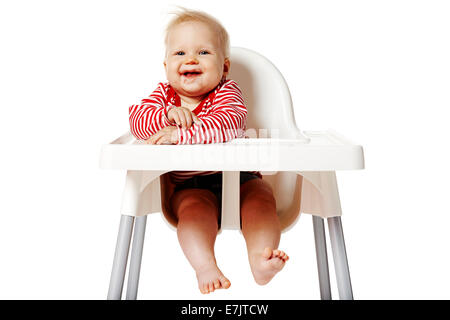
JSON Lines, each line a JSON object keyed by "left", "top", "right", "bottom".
{"left": 103, "top": 47, "right": 362, "bottom": 300}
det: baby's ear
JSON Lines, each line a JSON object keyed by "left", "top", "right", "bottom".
{"left": 223, "top": 58, "right": 230, "bottom": 75}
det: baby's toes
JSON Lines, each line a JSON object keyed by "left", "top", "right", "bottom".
{"left": 274, "top": 249, "right": 286, "bottom": 259}
{"left": 273, "top": 250, "right": 289, "bottom": 261}
{"left": 262, "top": 247, "right": 273, "bottom": 259}
{"left": 200, "top": 285, "right": 207, "bottom": 294}
{"left": 219, "top": 276, "right": 231, "bottom": 289}
{"left": 208, "top": 282, "right": 215, "bottom": 293}
{"left": 214, "top": 279, "right": 221, "bottom": 289}
{"left": 202, "top": 283, "right": 211, "bottom": 294}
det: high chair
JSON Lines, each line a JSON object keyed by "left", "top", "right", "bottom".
{"left": 100, "top": 47, "right": 365, "bottom": 300}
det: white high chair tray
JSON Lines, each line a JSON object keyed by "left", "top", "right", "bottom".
{"left": 100, "top": 129, "right": 364, "bottom": 172}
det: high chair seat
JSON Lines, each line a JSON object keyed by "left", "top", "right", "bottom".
{"left": 100, "top": 47, "right": 364, "bottom": 300}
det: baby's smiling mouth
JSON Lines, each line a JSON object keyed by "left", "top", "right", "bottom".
{"left": 180, "top": 70, "right": 202, "bottom": 78}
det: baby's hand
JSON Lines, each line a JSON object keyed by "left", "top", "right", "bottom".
{"left": 146, "top": 126, "right": 178, "bottom": 145}
{"left": 168, "top": 107, "right": 202, "bottom": 129}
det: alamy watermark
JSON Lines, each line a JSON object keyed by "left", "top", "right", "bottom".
{"left": 168, "top": 128, "right": 282, "bottom": 168}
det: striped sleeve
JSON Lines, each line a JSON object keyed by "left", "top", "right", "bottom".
{"left": 129, "top": 83, "right": 176, "bottom": 140}
{"left": 176, "top": 80, "right": 247, "bottom": 145}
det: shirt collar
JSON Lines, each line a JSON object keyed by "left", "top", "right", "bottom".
{"left": 167, "top": 78, "right": 227, "bottom": 110}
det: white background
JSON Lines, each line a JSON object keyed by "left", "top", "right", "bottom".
{"left": 1, "top": 0, "right": 449, "bottom": 300}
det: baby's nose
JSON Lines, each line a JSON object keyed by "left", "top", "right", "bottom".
{"left": 184, "top": 56, "right": 199, "bottom": 64}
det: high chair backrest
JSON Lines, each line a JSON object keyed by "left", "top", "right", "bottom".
{"left": 228, "top": 47, "right": 303, "bottom": 139}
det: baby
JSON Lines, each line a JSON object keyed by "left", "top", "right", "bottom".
{"left": 129, "top": 8, "right": 289, "bottom": 294}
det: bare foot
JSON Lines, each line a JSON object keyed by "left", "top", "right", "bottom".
{"left": 250, "top": 247, "right": 289, "bottom": 285}
{"left": 195, "top": 264, "right": 231, "bottom": 294}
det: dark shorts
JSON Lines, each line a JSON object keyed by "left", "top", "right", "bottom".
{"left": 173, "top": 171, "right": 262, "bottom": 212}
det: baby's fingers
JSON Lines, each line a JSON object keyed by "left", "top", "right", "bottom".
{"left": 155, "top": 135, "right": 168, "bottom": 145}
{"left": 154, "top": 129, "right": 169, "bottom": 145}
{"left": 182, "top": 108, "right": 192, "bottom": 129}
{"left": 177, "top": 110, "right": 188, "bottom": 129}
{"left": 146, "top": 133, "right": 159, "bottom": 144}
{"left": 171, "top": 112, "right": 181, "bottom": 127}
{"left": 171, "top": 108, "right": 201, "bottom": 129}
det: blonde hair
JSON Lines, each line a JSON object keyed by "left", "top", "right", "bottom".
{"left": 164, "top": 7, "right": 230, "bottom": 58}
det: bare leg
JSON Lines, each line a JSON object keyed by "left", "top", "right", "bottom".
{"left": 171, "top": 189, "right": 231, "bottom": 294}
{"left": 240, "top": 179, "right": 289, "bottom": 285}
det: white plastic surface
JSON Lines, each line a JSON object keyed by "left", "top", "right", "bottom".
{"left": 99, "top": 130, "right": 364, "bottom": 171}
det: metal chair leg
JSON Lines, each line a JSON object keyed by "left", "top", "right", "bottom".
{"left": 126, "top": 215, "right": 147, "bottom": 300}
{"left": 312, "top": 216, "right": 332, "bottom": 300}
{"left": 327, "top": 216, "right": 353, "bottom": 300}
{"left": 107, "top": 215, "right": 135, "bottom": 300}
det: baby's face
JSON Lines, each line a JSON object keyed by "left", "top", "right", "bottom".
{"left": 164, "top": 21, "right": 229, "bottom": 102}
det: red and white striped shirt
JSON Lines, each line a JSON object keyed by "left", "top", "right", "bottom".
{"left": 129, "top": 79, "right": 261, "bottom": 184}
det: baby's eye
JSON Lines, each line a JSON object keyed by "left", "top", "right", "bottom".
{"left": 175, "top": 51, "right": 185, "bottom": 56}
{"left": 199, "top": 50, "right": 210, "bottom": 55}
